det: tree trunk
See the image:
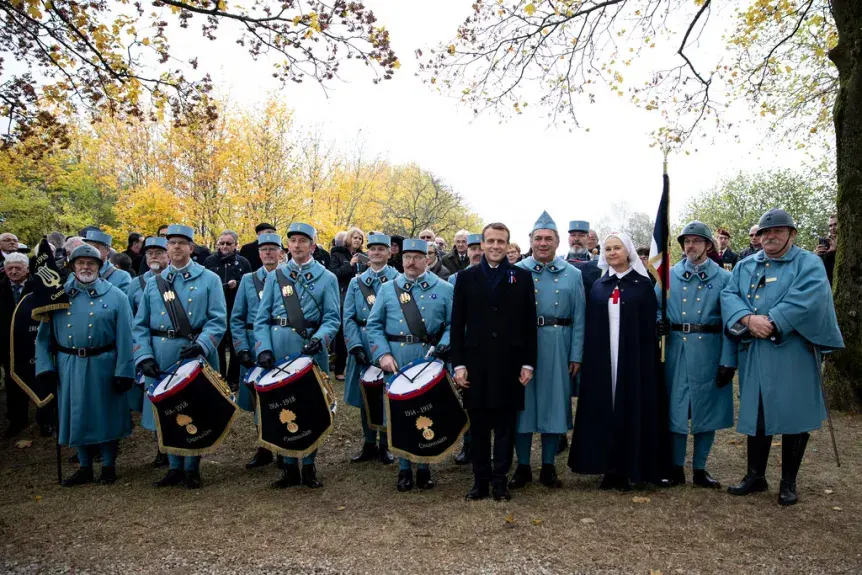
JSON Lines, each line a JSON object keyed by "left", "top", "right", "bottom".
{"left": 825, "top": 0, "right": 862, "bottom": 409}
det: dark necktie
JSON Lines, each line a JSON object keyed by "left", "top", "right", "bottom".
{"left": 13, "top": 285, "right": 22, "bottom": 303}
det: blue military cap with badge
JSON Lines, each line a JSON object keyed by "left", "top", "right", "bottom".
{"left": 366, "top": 233, "right": 391, "bottom": 248}
{"left": 402, "top": 239, "right": 428, "bottom": 254}
{"left": 533, "top": 210, "right": 558, "bottom": 232}
{"left": 287, "top": 222, "right": 316, "bottom": 240}
{"left": 165, "top": 224, "right": 195, "bottom": 242}
{"left": 143, "top": 237, "right": 168, "bottom": 252}
{"left": 84, "top": 230, "right": 113, "bottom": 247}
{"left": 568, "top": 220, "right": 590, "bottom": 233}
{"left": 258, "top": 233, "right": 282, "bottom": 249}
{"left": 68, "top": 244, "right": 103, "bottom": 265}
{"left": 467, "top": 233, "right": 482, "bottom": 247}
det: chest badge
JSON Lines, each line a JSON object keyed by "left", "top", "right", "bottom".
{"left": 258, "top": 290, "right": 264, "bottom": 299}
{"left": 399, "top": 292, "right": 412, "bottom": 304}
{"left": 366, "top": 294, "right": 376, "bottom": 306}
{"left": 282, "top": 285, "right": 294, "bottom": 297}
{"left": 163, "top": 290, "right": 176, "bottom": 302}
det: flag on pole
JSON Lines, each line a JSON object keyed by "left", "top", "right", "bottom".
{"left": 648, "top": 170, "right": 670, "bottom": 289}
{"left": 29, "top": 237, "right": 70, "bottom": 322}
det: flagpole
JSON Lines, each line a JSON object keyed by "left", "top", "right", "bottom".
{"left": 660, "top": 148, "right": 670, "bottom": 363}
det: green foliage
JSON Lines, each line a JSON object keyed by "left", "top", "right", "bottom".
{"left": 680, "top": 168, "right": 836, "bottom": 252}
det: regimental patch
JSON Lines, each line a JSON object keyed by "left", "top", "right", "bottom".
{"left": 167, "top": 272, "right": 176, "bottom": 282}
{"left": 698, "top": 271, "right": 708, "bottom": 280}
{"left": 365, "top": 277, "right": 374, "bottom": 286}
{"left": 183, "top": 272, "right": 191, "bottom": 280}
{"left": 88, "top": 289, "right": 97, "bottom": 297}
{"left": 549, "top": 265, "right": 557, "bottom": 272}
{"left": 68, "top": 288, "right": 79, "bottom": 297}
{"left": 420, "top": 281, "right": 430, "bottom": 290}
{"left": 304, "top": 272, "right": 313, "bottom": 281}
{"left": 683, "top": 271, "right": 692, "bottom": 280}
{"left": 399, "top": 292, "right": 412, "bottom": 304}
{"left": 533, "top": 264, "right": 543, "bottom": 272}
{"left": 404, "top": 282, "right": 414, "bottom": 291}
{"left": 380, "top": 277, "right": 389, "bottom": 283}
{"left": 290, "top": 270, "right": 299, "bottom": 280}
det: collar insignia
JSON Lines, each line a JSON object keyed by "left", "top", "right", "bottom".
{"left": 683, "top": 271, "right": 692, "bottom": 279}
{"left": 404, "top": 282, "right": 413, "bottom": 292}
{"left": 183, "top": 271, "right": 191, "bottom": 280}
{"left": 167, "top": 272, "right": 176, "bottom": 283}
{"left": 420, "top": 281, "right": 430, "bottom": 290}
{"left": 304, "top": 272, "right": 313, "bottom": 281}
{"left": 380, "top": 276, "right": 388, "bottom": 283}
{"left": 698, "top": 271, "right": 708, "bottom": 280}
{"left": 549, "top": 265, "right": 557, "bottom": 272}
{"left": 533, "top": 264, "right": 543, "bottom": 272}
{"left": 289, "top": 270, "right": 299, "bottom": 280}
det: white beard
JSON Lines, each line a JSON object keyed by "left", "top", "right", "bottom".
{"left": 76, "top": 270, "right": 97, "bottom": 283}
{"left": 149, "top": 262, "right": 163, "bottom": 272}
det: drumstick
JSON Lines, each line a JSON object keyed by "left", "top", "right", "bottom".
{"left": 408, "top": 351, "right": 437, "bottom": 384}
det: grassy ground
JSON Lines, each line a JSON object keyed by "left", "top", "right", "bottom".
{"left": 1, "top": 378, "right": 860, "bottom": 574}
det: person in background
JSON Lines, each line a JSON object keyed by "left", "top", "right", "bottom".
{"left": 815, "top": 214, "right": 837, "bottom": 285}
{"left": 587, "top": 230, "right": 600, "bottom": 260}
{"left": 435, "top": 236, "right": 447, "bottom": 253}
{"left": 738, "top": 225, "right": 762, "bottom": 260}
{"left": 0, "top": 232, "right": 19, "bottom": 277}
{"left": 507, "top": 243, "right": 522, "bottom": 264}
{"left": 110, "top": 252, "right": 133, "bottom": 275}
{"left": 426, "top": 242, "right": 451, "bottom": 281}
{"left": 716, "top": 228, "right": 738, "bottom": 270}
{"left": 124, "top": 233, "right": 144, "bottom": 276}
{"left": 83, "top": 230, "right": 132, "bottom": 293}
{"left": 442, "top": 230, "right": 471, "bottom": 275}
{"left": 419, "top": 229, "right": 436, "bottom": 243}
{"left": 47, "top": 231, "right": 67, "bottom": 269}
{"left": 388, "top": 235, "right": 404, "bottom": 273}
{"left": 330, "top": 227, "right": 366, "bottom": 381}
{"left": 239, "top": 222, "right": 277, "bottom": 272}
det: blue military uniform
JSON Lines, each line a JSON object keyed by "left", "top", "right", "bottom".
{"left": 721, "top": 209, "right": 843, "bottom": 505}
{"left": 231, "top": 265, "right": 273, "bottom": 412}
{"left": 660, "top": 230, "right": 736, "bottom": 486}
{"left": 132, "top": 225, "right": 227, "bottom": 484}
{"left": 343, "top": 234, "right": 399, "bottom": 458}
{"left": 253, "top": 223, "right": 341, "bottom": 479}
{"left": 366, "top": 239, "right": 453, "bottom": 489}
{"left": 508, "top": 212, "right": 585, "bottom": 489}
{"left": 35, "top": 245, "right": 135, "bottom": 485}
{"left": 84, "top": 230, "right": 132, "bottom": 293}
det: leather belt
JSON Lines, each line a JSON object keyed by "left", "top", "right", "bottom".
{"left": 386, "top": 334, "right": 436, "bottom": 345}
{"left": 55, "top": 344, "right": 115, "bottom": 358}
{"left": 537, "top": 316, "right": 573, "bottom": 327}
{"left": 268, "top": 318, "right": 320, "bottom": 330}
{"left": 150, "top": 328, "right": 202, "bottom": 339}
{"left": 671, "top": 323, "right": 721, "bottom": 334}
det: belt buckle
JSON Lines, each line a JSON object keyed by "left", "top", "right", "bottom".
{"left": 77, "top": 348, "right": 87, "bottom": 358}
{"left": 278, "top": 318, "right": 289, "bottom": 327}
{"left": 166, "top": 329, "right": 176, "bottom": 339}
{"left": 682, "top": 323, "right": 691, "bottom": 334}
{"left": 537, "top": 316, "right": 546, "bottom": 327}
{"left": 405, "top": 335, "right": 415, "bottom": 344}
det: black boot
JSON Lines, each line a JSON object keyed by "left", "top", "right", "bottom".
{"left": 693, "top": 469, "right": 721, "bottom": 489}
{"left": 778, "top": 433, "right": 809, "bottom": 506}
{"left": 301, "top": 464, "right": 323, "bottom": 488}
{"left": 98, "top": 466, "right": 117, "bottom": 485}
{"left": 508, "top": 464, "right": 532, "bottom": 489}
{"left": 539, "top": 464, "right": 562, "bottom": 488}
{"left": 378, "top": 441, "right": 395, "bottom": 465}
{"left": 465, "top": 483, "right": 490, "bottom": 501}
{"left": 153, "top": 469, "right": 185, "bottom": 487}
{"left": 351, "top": 442, "right": 378, "bottom": 463}
{"left": 556, "top": 434, "right": 569, "bottom": 455}
{"left": 492, "top": 479, "right": 511, "bottom": 501}
{"left": 184, "top": 470, "right": 203, "bottom": 489}
{"left": 599, "top": 473, "right": 632, "bottom": 491}
{"left": 152, "top": 449, "right": 169, "bottom": 468}
{"left": 62, "top": 467, "right": 94, "bottom": 487}
{"left": 416, "top": 467, "right": 435, "bottom": 490}
{"left": 661, "top": 465, "right": 686, "bottom": 487}
{"left": 245, "top": 447, "right": 274, "bottom": 469}
{"left": 397, "top": 469, "right": 414, "bottom": 492}
{"left": 454, "top": 442, "right": 471, "bottom": 465}
{"left": 272, "top": 462, "right": 301, "bottom": 488}
{"left": 728, "top": 434, "right": 771, "bottom": 496}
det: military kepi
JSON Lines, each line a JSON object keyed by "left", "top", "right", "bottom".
{"left": 568, "top": 220, "right": 590, "bottom": 233}
{"left": 677, "top": 220, "right": 714, "bottom": 248}
{"left": 84, "top": 230, "right": 112, "bottom": 247}
{"left": 144, "top": 237, "right": 168, "bottom": 251}
{"left": 402, "top": 239, "right": 428, "bottom": 254}
{"left": 165, "top": 224, "right": 195, "bottom": 242}
{"left": 287, "top": 222, "right": 316, "bottom": 240}
{"left": 533, "top": 210, "right": 558, "bottom": 232}
{"left": 366, "top": 233, "right": 391, "bottom": 248}
{"left": 68, "top": 244, "right": 103, "bottom": 264}
{"left": 467, "top": 234, "right": 482, "bottom": 247}
{"left": 258, "top": 233, "right": 282, "bottom": 249}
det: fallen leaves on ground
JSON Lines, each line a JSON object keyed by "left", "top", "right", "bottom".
{"left": 824, "top": 489, "right": 834, "bottom": 495}
{"left": 16, "top": 440, "right": 32, "bottom": 449}
{"left": 580, "top": 517, "right": 595, "bottom": 524}
{"left": 531, "top": 519, "right": 543, "bottom": 526}
{"left": 632, "top": 496, "right": 651, "bottom": 504}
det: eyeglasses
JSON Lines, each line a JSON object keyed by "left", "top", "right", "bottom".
{"left": 217, "top": 241, "right": 235, "bottom": 246}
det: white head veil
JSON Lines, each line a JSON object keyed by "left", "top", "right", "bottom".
{"left": 597, "top": 232, "right": 650, "bottom": 278}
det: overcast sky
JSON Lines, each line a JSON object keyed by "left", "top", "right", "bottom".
{"left": 177, "top": 1, "right": 820, "bottom": 245}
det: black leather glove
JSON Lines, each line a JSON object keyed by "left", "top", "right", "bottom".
{"left": 36, "top": 371, "right": 59, "bottom": 395}
{"left": 179, "top": 342, "right": 204, "bottom": 360}
{"left": 350, "top": 347, "right": 370, "bottom": 366}
{"left": 236, "top": 349, "right": 255, "bottom": 368}
{"left": 257, "top": 350, "right": 275, "bottom": 369}
{"left": 656, "top": 319, "right": 671, "bottom": 337}
{"left": 112, "top": 377, "right": 134, "bottom": 393}
{"left": 716, "top": 366, "right": 736, "bottom": 388}
{"left": 301, "top": 338, "right": 323, "bottom": 356}
{"left": 431, "top": 344, "right": 450, "bottom": 361}
{"left": 139, "top": 359, "right": 161, "bottom": 379}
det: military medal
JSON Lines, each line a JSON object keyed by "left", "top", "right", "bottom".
{"left": 163, "top": 290, "right": 176, "bottom": 302}
{"left": 282, "top": 285, "right": 294, "bottom": 297}
{"left": 399, "top": 292, "right": 411, "bottom": 304}
{"left": 367, "top": 295, "right": 376, "bottom": 305}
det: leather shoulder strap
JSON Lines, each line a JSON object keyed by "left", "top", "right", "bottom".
{"left": 251, "top": 272, "right": 265, "bottom": 300}
{"left": 357, "top": 278, "right": 377, "bottom": 306}
{"left": 393, "top": 283, "right": 428, "bottom": 340}
{"left": 155, "top": 274, "right": 194, "bottom": 339}
{"left": 275, "top": 268, "right": 308, "bottom": 337}
{"left": 138, "top": 274, "right": 146, "bottom": 290}
{"left": 102, "top": 267, "right": 116, "bottom": 280}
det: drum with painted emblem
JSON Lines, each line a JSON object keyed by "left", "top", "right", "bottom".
{"left": 386, "top": 358, "right": 469, "bottom": 464}
{"left": 360, "top": 365, "right": 386, "bottom": 431}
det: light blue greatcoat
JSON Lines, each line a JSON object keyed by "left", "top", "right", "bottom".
{"left": 515, "top": 256, "right": 585, "bottom": 434}
{"left": 35, "top": 278, "right": 135, "bottom": 447}
{"left": 659, "top": 258, "right": 736, "bottom": 435}
{"left": 125, "top": 270, "right": 156, "bottom": 412}
{"left": 721, "top": 245, "right": 843, "bottom": 436}
{"left": 342, "top": 265, "right": 399, "bottom": 408}
{"left": 366, "top": 271, "right": 453, "bottom": 370}
{"left": 252, "top": 258, "right": 341, "bottom": 372}
{"left": 230, "top": 266, "right": 272, "bottom": 411}
{"left": 100, "top": 260, "right": 132, "bottom": 293}
{"left": 132, "top": 261, "right": 227, "bottom": 431}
